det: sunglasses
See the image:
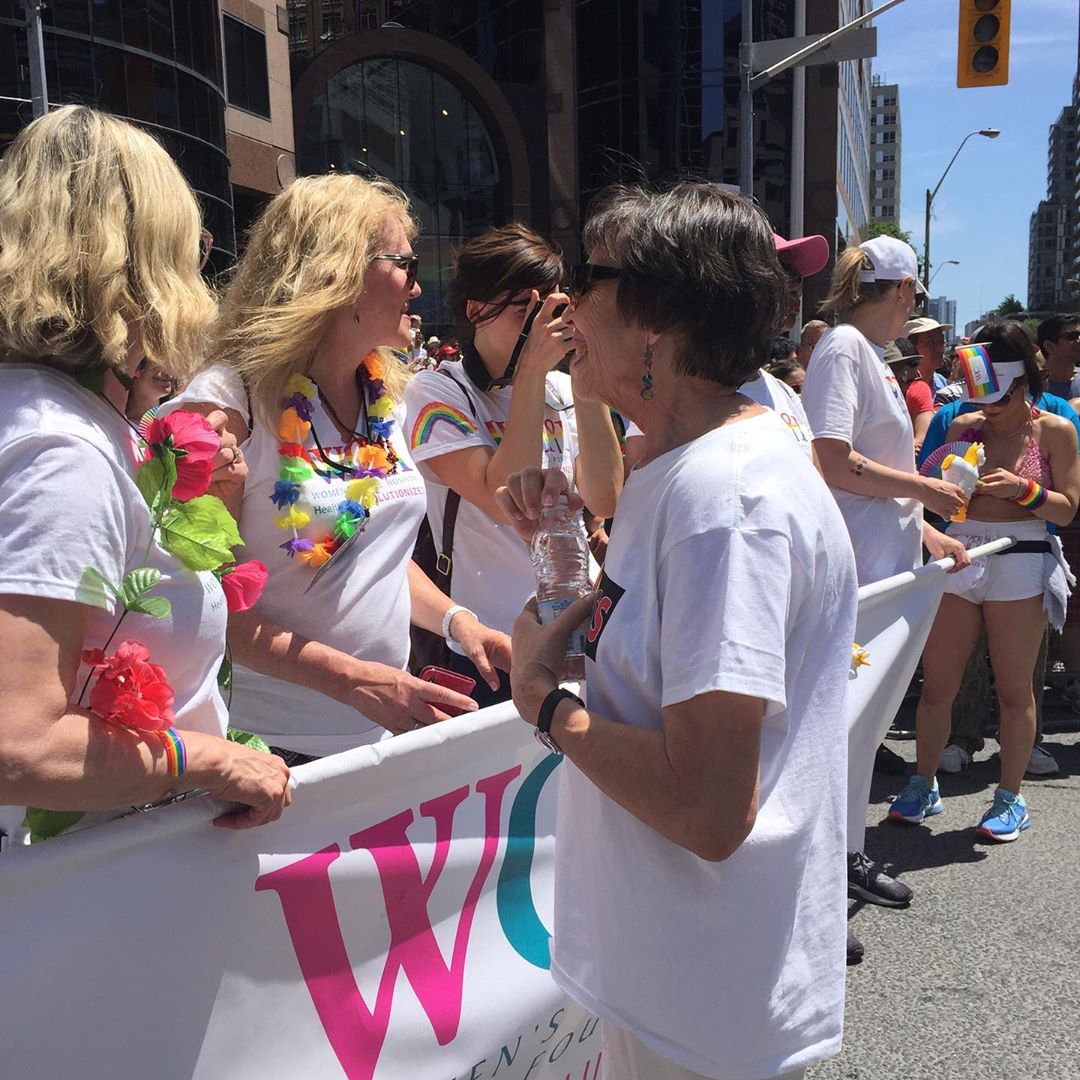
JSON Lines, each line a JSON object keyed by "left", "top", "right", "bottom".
{"left": 570, "top": 263, "right": 621, "bottom": 300}
{"left": 986, "top": 378, "right": 1025, "bottom": 407}
{"left": 374, "top": 252, "right": 419, "bottom": 289}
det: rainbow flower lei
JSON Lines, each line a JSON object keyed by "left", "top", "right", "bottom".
{"left": 272, "top": 352, "right": 399, "bottom": 569}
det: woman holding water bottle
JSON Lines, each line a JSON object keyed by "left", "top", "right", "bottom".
{"left": 496, "top": 182, "right": 858, "bottom": 1080}
{"left": 404, "top": 225, "right": 622, "bottom": 705}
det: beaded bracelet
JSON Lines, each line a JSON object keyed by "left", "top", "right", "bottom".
{"left": 1013, "top": 478, "right": 1049, "bottom": 511}
{"left": 157, "top": 728, "right": 187, "bottom": 779}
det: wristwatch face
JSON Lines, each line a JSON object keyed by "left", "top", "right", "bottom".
{"left": 534, "top": 728, "right": 563, "bottom": 755}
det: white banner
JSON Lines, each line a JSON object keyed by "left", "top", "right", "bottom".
{"left": 0, "top": 543, "right": 1013, "bottom": 1080}
{"left": 0, "top": 704, "right": 600, "bottom": 1080}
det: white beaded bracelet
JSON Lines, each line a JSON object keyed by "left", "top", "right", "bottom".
{"left": 441, "top": 605, "right": 476, "bottom": 643}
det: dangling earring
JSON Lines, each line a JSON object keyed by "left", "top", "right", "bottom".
{"left": 640, "top": 341, "right": 654, "bottom": 400}
{"left": 353, "top": 312, "right": 361, "bottom": 327}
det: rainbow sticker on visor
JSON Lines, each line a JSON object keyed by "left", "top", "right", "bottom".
{"left": 955, "top": 344, "right": 997, "bottom": 400}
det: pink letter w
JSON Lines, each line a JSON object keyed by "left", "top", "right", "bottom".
{"left": 255, "top": 767, "right": 521, "bottom": 1080}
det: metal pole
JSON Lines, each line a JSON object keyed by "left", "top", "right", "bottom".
{"left": 923, "top": 186, "right": 932, "bottom": 296}
{"left": 790, "top": 0, "right": 806, "bottom": 241}
{"left": 739, "top": 1, "right": 754, "bottom": 196}
{"left": 21, "top": 0, "right": 48, "bottom": 119}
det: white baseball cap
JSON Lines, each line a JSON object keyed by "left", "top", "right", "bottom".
{"left": 859, "top": 237, "right": 927, "bottom": 295}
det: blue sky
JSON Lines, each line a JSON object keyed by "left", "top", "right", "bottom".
{"left": 871, "top": 0, "right": 1078, "bottom": 331}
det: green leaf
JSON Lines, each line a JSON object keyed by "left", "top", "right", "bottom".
{"left": 159, "top": 494, "right": 243, "bottom": 572}
{"left": 217, "top": 653, "right": 233, "bottom": 694}
{"left": 226, "top": 728, "right": 271, "bottom": 754}
{"left": 119, "top": 567, "right": 162, "bottom": 605}
{"left": 126, "top": 594, "right": 172, "bottom": 618}
{"left": 75, "top": 567, "right": 120, "bottom": 611}
{"left": 23, "top": 807, "right": 85, "bottom": 842}
{"left": 135, "top": 451, "right": 178, "bottom": 516}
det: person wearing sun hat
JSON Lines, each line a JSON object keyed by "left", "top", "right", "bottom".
{"left": 773, "top": 232, "right": 829, "bottom": 333}
{"left": 801, "top": 234, "right": 972, "bottom": 961}
{"left": 888, "top": 321, "right": 1080, "bottom": 844}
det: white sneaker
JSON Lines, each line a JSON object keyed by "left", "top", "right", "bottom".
{"left": 939, "top": 744, "right": 972, "bottom": 773}
{"left": 1026, "top": 744, "right": 1059, "bottom": 777}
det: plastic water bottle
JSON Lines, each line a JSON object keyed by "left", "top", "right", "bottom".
{"left": 531, "top": 496, "right": 592, "bottom": 680}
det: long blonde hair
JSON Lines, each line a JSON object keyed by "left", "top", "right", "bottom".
{"left": 0, "top": 105, "right": 215, "bottom": 381}
{"left": 212, "top": 173, "right": 417, "bottom": 419}
{"left": 820, "top": 245, "right": 896, "bottom": 320}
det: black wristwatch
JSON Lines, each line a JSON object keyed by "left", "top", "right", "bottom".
{"left": 535, "top": 688, "right": 584, "bottom": 755}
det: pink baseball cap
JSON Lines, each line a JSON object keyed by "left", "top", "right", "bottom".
{"left": 773, "top": 233, "right": 830, "bottom": 278}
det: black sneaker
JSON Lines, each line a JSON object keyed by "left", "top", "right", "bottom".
{"left": 847, "top": 927, "right": 864, "bottom": 965}
{"left": 874, "top": 743, "right": 908, "bottom": 775}
{"left": 847, "top": 851, "right": 913, "bottom": 908}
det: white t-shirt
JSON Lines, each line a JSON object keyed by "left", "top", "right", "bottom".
{"left": 167, "top": 363, "right": 427, "bottom": 756}
{"left": 741, "top": 368, "right": 814, "bottom": 458}
{"left": 552, "top": 411, "right": 857, "bottom": 1080}
{"left": 800, "top": 323, "right": 923, "bottom": 584}
{"left": 622, "top": 370, "right": 813, "bottom": 459}
{"left": 404, "top": 361, "right": 579, "bottom": 637}
{"left": 0, "top": 365, "right": 229, "bottom": 842}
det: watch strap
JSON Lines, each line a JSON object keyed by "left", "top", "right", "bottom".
{"left": 535, "top": 688, "right": 584, "bottom": 755}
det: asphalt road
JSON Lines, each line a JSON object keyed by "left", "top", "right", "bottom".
{"left": 811, "top": 721, "right": 1080, "bottom": 1080}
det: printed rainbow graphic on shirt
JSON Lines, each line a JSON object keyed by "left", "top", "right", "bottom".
{"left": 409, "top": 402, "right": 478, "bottom": 449}
{"left": 485, "top": 419, "right": 566, "bottom": 455}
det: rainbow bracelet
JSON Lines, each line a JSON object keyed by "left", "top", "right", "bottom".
{"left": 1014, "top": 479, "right": 1049, "bottom": 511}
{"left": 157, "top": 728, "right": 187, "bottom": 779}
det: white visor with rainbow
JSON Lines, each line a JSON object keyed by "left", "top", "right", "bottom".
{"left": 956, "top": 344, "right": 1026, "bottom": 405}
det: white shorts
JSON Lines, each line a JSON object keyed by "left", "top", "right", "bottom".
{"left": 944, "top": 518, "right": 1073, "bottom": 627}
{"left": 600, "top": 1023, "right": 807, "bottom": 1080}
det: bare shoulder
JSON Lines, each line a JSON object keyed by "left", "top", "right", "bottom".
{"left": 1038, "top": 410, "right": 1078, "bottom": 450}
{"left": 945, "top": 411, "right": 983, "bottom": 440}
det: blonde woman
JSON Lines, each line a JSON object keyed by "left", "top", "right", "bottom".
{"left": 167, "top": 174, "right": 510, "bottom": 760}
{"left": 0, "top": 106, "right": 290, "bottom": 845}
{"left": 800, "top": 237, "right": 970, "bottom": 955}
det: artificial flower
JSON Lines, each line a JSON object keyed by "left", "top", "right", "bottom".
{"left": 297, "top": 540, "right": 336, "bottom": 568}
{"left": 281, "top": 392, "right": 315, "bottom": 422}
{"left": 285, "top": 374, "right": 318, "bottom": 398}
{"left": 363, "top": 351, "right": 387, "bottom": 380}
{"left": 219, "top": 560, "right": 269, "bottom": 612}
{"left": 144, "top": 410, "right": 219, "bottom": 501}
{"left": 278, "top": 407, "right": 311, "bottom": 444}
{"left": 281, "top": 537, "right": 314, "bottom": 558}
{"left": 369, "top": 417, "right": 394, "bottom": 440}
{"left": 368, "top": 394, "right": 395, "bottom": 421}
{"left": 276, "top": 505, "right": 311, "bottom": 530}
{"left": 354, "top": 444, "right": 390, "bottom": 474}
{"left": 280, "top": 457, "right": 314, "bottom": 483}
{"left": 346, "top": 476, "right": 381, "bottom": 509}
{"left": 851, "top": 643, "right": 871, "bottom": 670}
{"left": 270, "top": 480, "right": 302, "bottom": 509}
{"left": 82, "top": 641, "right": 175, "bottom": 731}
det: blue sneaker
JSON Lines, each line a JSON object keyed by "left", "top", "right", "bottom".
{"left": 977, "top": 788, "right": 1031, "bottom": 842}
{"left": 888, "top": 775, "right": 943, "bottom": 824}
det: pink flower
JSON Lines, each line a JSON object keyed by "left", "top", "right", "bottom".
{"left": 219, "top": 560, "right": 269, "bottom": 612}
{"left": 81, "top": 641, "right": 175, "bottom": 731}
{"left": 144, "top": 410, "right": 219, "bottom": 501}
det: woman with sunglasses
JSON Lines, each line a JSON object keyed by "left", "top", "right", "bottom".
{"left": 165, "top": 174, "right": 509, "bottom": 760}
{"left": 403, "top": 224, "right": 623, "bottom": 704}
{"left": 888, "top": 322, "right": 1080, "bottom": 841}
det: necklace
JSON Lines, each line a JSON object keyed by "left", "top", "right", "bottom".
{"left": 986, "top": 405, "right": 1037, "bottom": 440}
{"left": 271, "top": 351, "right": 399, "bottom": 569}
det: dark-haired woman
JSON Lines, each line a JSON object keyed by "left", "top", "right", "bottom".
{"left": 889, "top": 323, "right": 1080, "bottom": 842}
{"left": 500, "top": 182, "right": 855, "bottom": 1080}
{"left": 404, "top": 224, "right": 622, "bottom": 704}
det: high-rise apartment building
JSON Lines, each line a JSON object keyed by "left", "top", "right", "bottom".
{"left": 1028, "top": 104, "right": 1077, "bottom": 311}
{"left": 927, "top": 297, "right": 957, "bottom": 341}
{"left": 869, "top": 76, "right": 900, "bottom": 226}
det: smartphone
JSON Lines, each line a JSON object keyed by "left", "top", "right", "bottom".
{"left": 419, "top": 665, "right": 477, "bottom": 715}
{"left": 489, "top": 300, "right": 569, "bottom": 389}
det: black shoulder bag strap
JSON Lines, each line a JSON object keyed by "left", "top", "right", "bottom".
{"left": 430, "top": 366, "right": 483, "bottom": 595}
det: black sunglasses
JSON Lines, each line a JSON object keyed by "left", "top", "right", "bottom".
{"left": 570, "top": 263, "right": 621, "bottom": 299}
{"left": 373, "top": 253, "right": 419, "bottom": 289}
{"left": 986, "top": 378, "right": 1025, "bottom": 407}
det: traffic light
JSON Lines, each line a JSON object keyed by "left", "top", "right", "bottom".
{"left": 957, "top": 0, "right": 1011, "bottom": 88}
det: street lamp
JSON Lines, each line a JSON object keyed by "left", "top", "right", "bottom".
{"left": 928, "top": 259, "right": 960, "bottom": 288}
{"left": 923, "top": 129, "right": 999, "bottom": 295}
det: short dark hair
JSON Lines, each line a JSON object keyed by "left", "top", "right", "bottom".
{"left": 972, "top": 319, "right": 1043, "bottom": 401}
{"left": 582, "top": 181, "right": 787, "bottom": 386}
{"left": 770, "top": 336, "right": 797, "bottom": 362}
{"left": 1036, "top": 313, "right": 1080, "bottom": 349}
{"left": 449, "top": 223, "right": 566, "bottom": 342}
{"left": 765, "top": 357, "right": 801, "bottom": 384}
